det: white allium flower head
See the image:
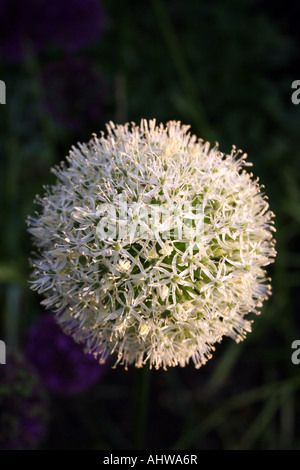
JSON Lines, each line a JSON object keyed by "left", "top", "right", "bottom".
{"left": 28, "top": 119, "right": 276, "bottom": 370}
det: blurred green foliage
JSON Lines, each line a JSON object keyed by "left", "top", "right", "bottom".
{"left": 0, "top": 0, "right": 300, "bottom": 450}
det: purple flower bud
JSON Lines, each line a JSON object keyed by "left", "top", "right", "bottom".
{"left": 0, "top": 0, "right": 105, "bottom": 63}
{"left": 25, "top": 313, "right": 106, "bottom": 395}
{"left": 0, "top": 352, "right": 49, "bottom": 450}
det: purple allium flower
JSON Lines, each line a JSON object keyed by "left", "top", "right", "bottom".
{"left": 0, "top": 352, "right": 48, "bottom": 450}
{"left": 25, "top": 314, "right": 106, "bottom": 396}
{"left": 40, "top": 58, "right": 108, "bottom": 131}
{"left": 0, "top": 0, "right": 105, "bottom": 63}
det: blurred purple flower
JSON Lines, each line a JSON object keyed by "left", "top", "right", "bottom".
{"left": 0, "top": 352, "right": 48, "bottom": 450}
{"left": 40, "top": 57, "right": 108, "bottom": 131}
{"left": 0, "top": 0, "right": 105, "bottom": 63}
{"left": 25, "top": 314, "right": 106, "bottom": 396}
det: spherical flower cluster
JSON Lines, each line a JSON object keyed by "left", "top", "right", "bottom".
{"left": 26, "top": 313, "right": 106, "bottom": 395}
{"left": 28, "top": 120, "right": 276, "bottom": 369}
{"left": 0, "top": 352, "right": 48, "bottom": 450}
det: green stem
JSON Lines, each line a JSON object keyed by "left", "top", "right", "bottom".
{"left": 114, "top": 0, "right": 129, "bottom": 123}
{"left": 151, "top": 0, "right": 215, "bottom": 141}
{"left": 133, "top": 366, "right": 151, "bottom": 449}
{"left": 171, "top": 376, "right": 300, "bottom": 450}
{"left": 23, "top": 41, "right": 56, "bottom": 165}
{"left": 5, "top": 284, "right": 21, "bottom": 350}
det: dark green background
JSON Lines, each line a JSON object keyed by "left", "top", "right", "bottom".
{"left": 0, "top": 0, "right": 300, "bottom": 450}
